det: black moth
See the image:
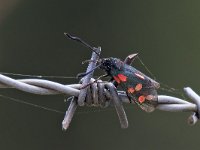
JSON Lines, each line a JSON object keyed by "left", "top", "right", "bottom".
{"left": 65, "top": 33, "right": 160, "bottom": 112}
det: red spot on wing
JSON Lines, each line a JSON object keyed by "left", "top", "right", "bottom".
{"left": 113, "top": 76, "right": 120, "bottom": 83}
{"left": 127, "top": 87, "right": 135, "bottom": 93}
{"left": 135, "top": 83, "right": 142, "bottom": 91}
{"left": 135, "top": 73, "right": 145, "bottom": 80}
{"left": 138, "top": 95, "right": 145, "bottom": 103}
{"left": 117, "top": 74, "right": 127, "bottom": 82}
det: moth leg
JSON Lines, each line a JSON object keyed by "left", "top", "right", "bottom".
{"left": 96, "top": 74, "right": 109, "bottom": 80}
{"left": 126, "top": 91, "right": 133, "bottom": 103}
{"left": 80, "top": 74, "right": 108, "bottom": 89}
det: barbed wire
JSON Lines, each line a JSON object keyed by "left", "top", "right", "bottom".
{"left": 0, "top": 47, "right": 199, "bottom": 130}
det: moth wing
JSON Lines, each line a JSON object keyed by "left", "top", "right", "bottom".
{"left": 126, "top": 86, "right": 158, "bottom": 112}
{"left": 113, "top": 64, "right": 159, "bottom": 112}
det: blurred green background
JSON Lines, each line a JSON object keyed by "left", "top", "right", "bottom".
{"left": 0, "top": 0, "right": 200, "bottom": 149}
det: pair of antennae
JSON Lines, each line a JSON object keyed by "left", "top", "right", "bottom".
{"left": 64, "top": 33, "right": 100, "bottom": 57}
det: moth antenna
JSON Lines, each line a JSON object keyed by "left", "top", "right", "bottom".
{"left": 76, "top": 64, "right": 101, "bottom": 78}
{"left": 64, "top": 33, "right": 100, "bottom": 56}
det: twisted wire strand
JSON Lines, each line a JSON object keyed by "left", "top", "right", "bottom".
{"left": 0, "top": 73, "right": 199, "bottom": 126}
{"left": 0, "top": 51, "right": 199, "bottom": 130}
